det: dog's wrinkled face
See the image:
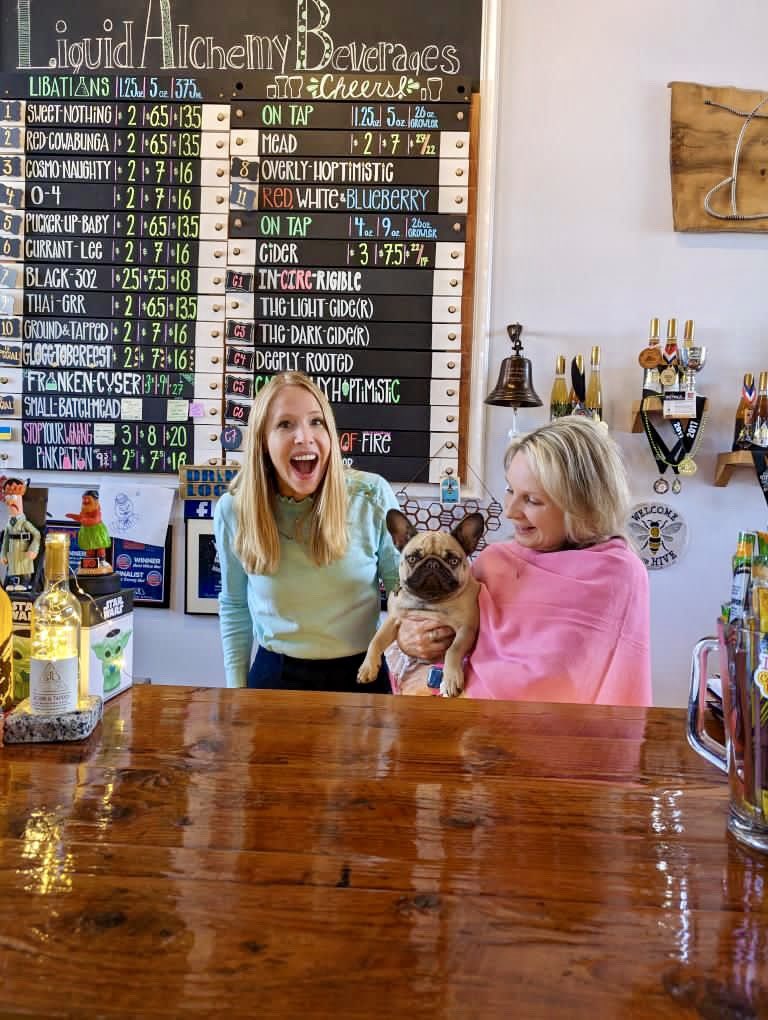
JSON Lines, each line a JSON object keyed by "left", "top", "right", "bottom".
{"left": 400, "top": 530, "right": 469, "bottom": 600}
{"left": 386, "top": 509, "right": 485, "bottom": 604}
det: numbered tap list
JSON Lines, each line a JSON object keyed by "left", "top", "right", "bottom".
{"left": 0, "top": 73, "right": 471, "bottom": 481}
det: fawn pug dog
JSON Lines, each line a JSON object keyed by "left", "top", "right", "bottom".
{"left": 357, "top": 508, "right": 485, "bottom": 697}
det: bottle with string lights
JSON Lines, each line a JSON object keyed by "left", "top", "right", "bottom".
{"left": 29, "top": 533, "right": 81, "bottom": 715}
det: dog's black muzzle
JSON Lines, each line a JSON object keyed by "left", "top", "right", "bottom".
{"left": 405, "top": 557, "right": 460, "bottom": 600}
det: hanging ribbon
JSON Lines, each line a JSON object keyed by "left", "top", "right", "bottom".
{"left": 570, "top": 357, "right": 585, "bottom": 401}
{"left": 639, "top": 404, "right": 682, "bottom": 477}
{"left": 667, "top": 395, "right": 707, "bottom": 459}
{"left": 751, "top": 451, "right": 768, "bottom": 509}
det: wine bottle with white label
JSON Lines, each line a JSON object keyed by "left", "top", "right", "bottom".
{"left": 29, "top": 533, "right": 81, "bottom": 715}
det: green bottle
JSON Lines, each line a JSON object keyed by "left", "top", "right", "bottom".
{"left": 730, "top": 531, "right": 756, "bottom": 626}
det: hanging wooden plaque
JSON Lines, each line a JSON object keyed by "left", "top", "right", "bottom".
{"left": 670, "top": 80, "right": 768, "bottom": 232}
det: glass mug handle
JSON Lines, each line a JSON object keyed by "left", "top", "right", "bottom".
{"left": 686, "top": 636, "right": 727, "bottom": 773}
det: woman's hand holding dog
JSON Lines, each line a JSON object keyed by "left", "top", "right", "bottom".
{"left": 397, "top": 617, "right": 455, "bottom": 661}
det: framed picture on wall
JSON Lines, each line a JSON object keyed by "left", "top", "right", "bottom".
{"left": 112, "top": 527, "right": 173, "bottom": 609}
{"left": 185, "top": 518, "right": 221, "bottom": 615}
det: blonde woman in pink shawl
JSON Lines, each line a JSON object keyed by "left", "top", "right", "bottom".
{"left": 394, "top": 417, "right": 652, "bottom": 706}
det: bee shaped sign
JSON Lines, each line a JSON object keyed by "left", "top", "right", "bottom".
{"left": 628, "top": 502, "right": 688, "bottom": 570}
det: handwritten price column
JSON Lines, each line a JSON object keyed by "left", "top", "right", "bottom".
{"left": 224, "top": 78, "right": 470, "bottom": 483}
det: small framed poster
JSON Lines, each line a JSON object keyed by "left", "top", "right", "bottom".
{"left": 185, "top": 518, "right": 221, "bottom": 615}
{"left": 112, "top": 527, "right": 173, "bottom": 608}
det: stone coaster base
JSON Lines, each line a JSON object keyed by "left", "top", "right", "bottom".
{"left": 3, "top": 696, "right": 103, "bottom": 744}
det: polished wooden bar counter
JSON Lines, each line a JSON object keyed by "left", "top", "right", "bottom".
{"left": 0, "top": 686, "right": 766, "bottom": 1018}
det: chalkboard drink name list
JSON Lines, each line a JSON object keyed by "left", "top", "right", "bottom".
{"left": 0, "top": 74, "right": 229, "bottom": 474}
{"left": 0, "top": 71, "right": 472, "bottom": 482}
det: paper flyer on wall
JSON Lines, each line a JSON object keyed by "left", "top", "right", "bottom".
{"left": 97, "top": 481, "right": 175, "bottom": 550}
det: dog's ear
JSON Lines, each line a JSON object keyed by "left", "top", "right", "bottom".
{"left": 451, "top": 512, "right": 485, "bottom": 556}
{"left": 386, "top": 508, "right": 418, "bottom": 551}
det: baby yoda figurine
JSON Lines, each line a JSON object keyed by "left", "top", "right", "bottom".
{"left": 92, "top": 627, "right": 132, "bottom": 695}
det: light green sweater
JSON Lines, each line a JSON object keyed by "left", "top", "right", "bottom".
{"left": 213, "top": 470, "right": 401, "bottom": 688}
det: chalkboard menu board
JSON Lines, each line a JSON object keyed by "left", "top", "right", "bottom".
{"left": 0, "top": 1, "right": 483, "bottom": 483}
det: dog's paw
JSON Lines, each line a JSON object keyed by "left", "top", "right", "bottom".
{"left": 357, "top": 655, "right": 379, "bottom": 684}
{"left": 440, "top": 669, "right": 464, "bottom": 698}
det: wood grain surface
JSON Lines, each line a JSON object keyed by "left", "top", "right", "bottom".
{"left": 670, "top": 79, "right": 768, "bottom": 232}
{"left": 0, "top": 686, "right": 765, "bottom": 1018}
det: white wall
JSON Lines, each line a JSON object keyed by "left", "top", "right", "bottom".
{"left": 23, "top": 1, "right": 768, "bottom": 704}
{"left": 481, "top": 0, "right": 768, "bottom": 705}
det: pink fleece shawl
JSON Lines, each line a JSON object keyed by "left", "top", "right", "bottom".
{"left": 464, "top": 538, "right": 652, "bottom": 706}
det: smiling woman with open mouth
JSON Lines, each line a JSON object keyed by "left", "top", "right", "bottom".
{"left": 214, "top": 371, "right": 402, "bottom": 694}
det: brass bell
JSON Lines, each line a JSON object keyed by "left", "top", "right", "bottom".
{"left": 484, "top": 323, "right": 542, "bottom": 408}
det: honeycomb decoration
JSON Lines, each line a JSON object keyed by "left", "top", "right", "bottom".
{"left": 394, "top": 490, "right": 504, "bottom": 557}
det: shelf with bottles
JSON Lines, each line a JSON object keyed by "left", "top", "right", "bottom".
{"left": 549, "top": 348, "right": 604, "bottom": 423}
{"left": 633, "top": 317, "right": 707, "bottom": 430}
{"left": 717, "top": 371, "right": 768, "bottom": 485}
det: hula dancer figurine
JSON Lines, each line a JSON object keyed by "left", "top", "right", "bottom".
{"left": 66, "top": 490, "right": 112, "bottom": 575}
{"left": 1, "top": 478, "right": 41, "bottom": 591}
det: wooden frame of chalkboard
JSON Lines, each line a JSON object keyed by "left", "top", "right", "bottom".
{"left": 0, "top": 0, "right": 501, "bottom": 493}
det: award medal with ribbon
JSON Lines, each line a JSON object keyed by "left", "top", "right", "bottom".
{"left": 662, "top": 335, "right": 679, "bottom": 366}
{"left": 659, "top": 328, "right": 681, "bottom": 390}
{"left": 640, "top": 394, "right": 707, "bottom": 495}
{"left": 638, "top": 345, "right": 664, "bottom": 369}
{"left": 668, "top": 397, "right": 707, "bottom": 478}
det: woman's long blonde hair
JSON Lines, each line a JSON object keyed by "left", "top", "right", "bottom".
{"left": 229, "top": 373, "right": 349, "bottom": 574}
